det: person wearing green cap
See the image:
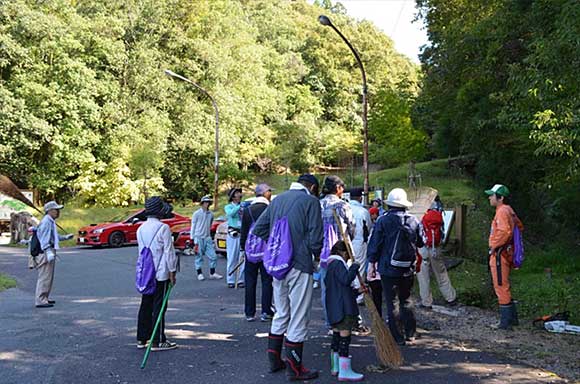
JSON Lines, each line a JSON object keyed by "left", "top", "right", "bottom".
{"left": 485, "top": 184, "right": 524, "bottom": 330}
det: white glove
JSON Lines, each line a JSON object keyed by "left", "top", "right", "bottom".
{"left": 65, "top": 234, "right": 74, "bottom": 240}
{"left": 46, "top": 248, "right": 56, "bottom": 262}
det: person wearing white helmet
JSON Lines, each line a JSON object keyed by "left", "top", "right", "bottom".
{"left": 190, "top": 195, "right": 222, "bottom": 281}
{"left": 367, "top": 188, "right": 424, "bottom": 345}
{"left": 34, "top": 201, "right": 74, "bottom": 308}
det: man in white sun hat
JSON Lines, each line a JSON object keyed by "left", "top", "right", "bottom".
{"left": 34, "top": 201, "right": 74, "bottom": 308}
{"left": 367, "top": 188, "right": 424, "bottom": 345}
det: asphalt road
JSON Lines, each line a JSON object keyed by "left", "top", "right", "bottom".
{"left": 0, "top": 246, "right": 563, "bottom": 384}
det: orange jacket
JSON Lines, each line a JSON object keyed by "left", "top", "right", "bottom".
{"left": 489, "top": 204, "right": 524, "bottom": 251}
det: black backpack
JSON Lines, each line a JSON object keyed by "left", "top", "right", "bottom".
{"left": 388, "top": 213, "right": 416, "bottom": 269}
{"left": 30, "top": 231, "right": 42, "bottom": 257}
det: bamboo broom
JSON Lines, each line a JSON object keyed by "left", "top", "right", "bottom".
{"left": 332, "top": 210, "right": 403, "bottom": 368}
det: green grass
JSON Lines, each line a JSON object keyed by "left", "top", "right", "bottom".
{"left": 0, "top": 273, "right": 17, "bottom": 292}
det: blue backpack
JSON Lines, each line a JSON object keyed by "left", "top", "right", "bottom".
{"left": 135, "top": 225, "right": 163, "bottom": 295}
{"left": 512, "top": 225, "right": 524, "bottom": 269}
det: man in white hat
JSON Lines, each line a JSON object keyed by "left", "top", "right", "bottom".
{"left": 190, "top": 195, "right": 222, "bottom": 281}
{"left": 367, "top": 188, "right": 424, "bottom": 345}
{"left": 34, "top": 201, "right": 73, "bottom": 308}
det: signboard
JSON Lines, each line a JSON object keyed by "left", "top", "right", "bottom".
{"left": 442, "top": 210, "right": 455, "bottom": 245}
{"left": 0, "top": 191, "right": 34, "bottom": 221}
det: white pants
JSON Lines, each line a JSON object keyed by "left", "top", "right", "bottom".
{"left": 417, "top": 247, "right": 457, "bottom": 306}
{"left": 226, "top": 234, "right": 243, "bottom": 284}
{"left": 35, "top": 255, "right": 55, "bottom": 306}
{"left": 351, "top": 239, "right": 368, "bottom": 275}
{"left": 271, "top": 268, "right": 313, "bottom": 342}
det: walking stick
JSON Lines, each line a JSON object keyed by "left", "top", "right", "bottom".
{"left": 228, "top": 252, "right": 245, "bottom": 276}
{"left": 332, "top": 210, "right": 403, "bottom": 368}
{"left": 140, "top": 283, "right": 173, "bottom": 369}
{"left": 234, "top": 252, "right": 245, "bottom": 289}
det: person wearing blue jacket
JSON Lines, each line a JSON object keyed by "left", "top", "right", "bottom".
{"left": 367, "top": 188, "right": 424, "bottom": 345}
{"left": 225, "top": 187, "right": 243, "bottom": 288}
{"left": 324, "top": 241, "right": 364, "bottom": 382}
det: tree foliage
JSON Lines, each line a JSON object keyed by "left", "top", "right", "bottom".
{"left": 414, "top": 0, "right": 580, "bottom": 227}
{"left": 0, "top": 0, "right": 419, "bottom": 204}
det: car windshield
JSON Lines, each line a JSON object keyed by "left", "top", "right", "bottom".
{"left": 109, "top": 211, "right": 139, "bottom": 223}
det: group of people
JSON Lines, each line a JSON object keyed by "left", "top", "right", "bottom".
{"left": 29, "top": 174, "right": 523, "bottom": 381}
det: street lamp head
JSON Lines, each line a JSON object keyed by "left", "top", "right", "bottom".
{"left": 318, "top": 15, "right": 332, "bottom": 26}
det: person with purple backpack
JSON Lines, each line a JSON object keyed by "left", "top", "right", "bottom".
{"left": 136, "top": 197, "right": 178, "bottom": 352}
{"left": 252, "top": 174, "right": 323, "bottom": 381}
{"left": 485, "top": 184, "right": 524, "bottom": 330}
{"left": 240, "top": 183, "right": 274, "bottom": 322}
{"left": 320, "top": 176, "right": 355, "bottom": 331}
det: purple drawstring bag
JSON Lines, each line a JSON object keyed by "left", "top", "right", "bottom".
{"left": 136, "top": 225, "right": 163, "bottom": 295}
{"left": 512, "top": 225, "right": 524, "bottom": 269}
{"left": 320, "top": 220, "right": 338, "bottom": 268}
{"left": 263, "top": 216, "right": 293, "bottom": 280}
{"left": 246, "top": 221, "right": 267, "bottom": 263}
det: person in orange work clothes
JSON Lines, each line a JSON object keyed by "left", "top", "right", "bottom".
{"left": 485, "top": 184, "right": 524, "bottom": 330}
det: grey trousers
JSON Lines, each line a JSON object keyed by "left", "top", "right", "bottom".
{"left": 35, "top": 256, "right": 55, "bottom": 305}
{"left": 270, "top": 268, "right": 313, "bottom": 342}
{"left": 417, "top": 246, "right": 457, "bottom": 306}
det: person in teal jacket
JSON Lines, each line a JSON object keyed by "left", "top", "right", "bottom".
{"left": 225, "top": 187, "right": 243, "bottom": 288}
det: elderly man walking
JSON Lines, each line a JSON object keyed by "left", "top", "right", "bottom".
{"left": 253, "top": 174, "right": 323, "bottom": 381}
{"left": 191, "top": 195, "right": 223, "bottom": 281}
{"left": 136, "top": 197, "right": 178, "bottom": 351}
{"left": 34, "top": 201, "right": 73, "bottom": 308}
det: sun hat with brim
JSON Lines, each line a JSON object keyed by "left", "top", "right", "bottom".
{"left": 228, "top": 188, "right": 242, "bottom": 201}
{"left": 485, "top": 184, "right": 510, "bottom": 197}
{"left": 386, "top": 188, "right": 413, "bottom": 208}
{"left": 144, "top": 196, "right": 168, "bottom": 217}
{"left": 200, "top": 195, "right": 213, "bottom": 204}
{"left": 44, "top": 201, "right": 64, "bottom": 213}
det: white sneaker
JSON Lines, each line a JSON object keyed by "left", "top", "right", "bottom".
{"left": 209, "top": 273, "right": 223, "bottom": 280}
{"left": 197, "top": 274, "right": 205, "bottom": 281}
{"left": 313, "top": 281, "right": 320, "bottom": 289}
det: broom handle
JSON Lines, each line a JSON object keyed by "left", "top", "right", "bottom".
{"left": 140, "top": 283, "right": 173, "bottom": 369}
{"left": 331, "top": 210, "right": 368, "bottom": 293}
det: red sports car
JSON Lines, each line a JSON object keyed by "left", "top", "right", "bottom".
{"left": 172, "top": 216, "right": 226, "bottom": 253}
{"left": 77, "top": 209, "right": 189, "bottom": 248}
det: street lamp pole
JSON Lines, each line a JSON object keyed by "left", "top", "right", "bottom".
{"left": 318, "top": 15, "right": 369, "bottom": 205}
{"left": 164, "top": 69, "right": 220, "bottom": 209}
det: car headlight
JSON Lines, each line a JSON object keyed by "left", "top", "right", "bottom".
{"left": 93, "top": 228, "right": 105, "bottom": 234}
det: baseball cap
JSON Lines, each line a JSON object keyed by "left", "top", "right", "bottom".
{"left": 350, "top": 187, "right": 364, "bottom": 198}
{"left": 484, "top": 184, "right": 510, "bottom": 197}
{"left": 43, "top": 201, "right": 64, "bottom": 213}
{"left": 255, "top": 183, "right": 274, "bottom": 196}
{"left": 200, "top": 195, "right": 213, "bottom": 204}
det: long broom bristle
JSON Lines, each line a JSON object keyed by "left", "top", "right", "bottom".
{"left": 363, "top": 292, "right": 404, "bottom": 368}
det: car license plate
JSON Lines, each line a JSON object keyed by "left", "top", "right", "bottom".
{"left": 217, "top": 240, "right": 226, "bottom": 249}
{"left": 79, "top": 238, "right": 85, "bottom": 243}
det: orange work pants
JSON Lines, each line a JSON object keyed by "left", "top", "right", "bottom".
{"left": 489, "top": 250, "right": 512, "bottom": 305}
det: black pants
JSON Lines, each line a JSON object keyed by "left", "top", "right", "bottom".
{"left": 369, "top": 280, "right": 383, "bottom": 318}
{"left": 137, "top": 279, "right": 170, "bottom": 344}
{"left": 381, "top": 275, "right": 416, "bottom": 342}
{"left": 244, "top": 261, "right": 274, "bottom": 317}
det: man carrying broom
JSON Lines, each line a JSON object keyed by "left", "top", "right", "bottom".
{"left": 136, "top": 197, "right": 178, "bottom": 351}
{"left": 367, "top": 188, "right": 424, "bottom": 346}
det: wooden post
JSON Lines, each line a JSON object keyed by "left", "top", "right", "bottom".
{"left": 454, "top": 204, "right": 467, "bottom": 257}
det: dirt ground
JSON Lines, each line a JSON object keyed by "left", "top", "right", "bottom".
{"left": 414, "top": 303, "right": 580, "bottom": 382}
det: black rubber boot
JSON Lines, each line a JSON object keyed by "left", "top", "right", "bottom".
{"left": 510, "top": 301, "right": 519, "bottom": 326}
{"left": 267, "top": 333, "right": 286, "bottom": 373}
{"left": 498, "top": 304, "right": 513, "bottom": 330}
{"left": 284, "top": 339, "right": 319, "bottom": 381}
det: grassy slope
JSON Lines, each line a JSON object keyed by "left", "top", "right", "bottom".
{"left": 0, "top": 273, "right": 17, "bottom": 292}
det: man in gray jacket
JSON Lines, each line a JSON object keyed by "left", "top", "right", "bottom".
{"left": 253, "top": 174, "right": 323, "bottom": 381}
{"left": 34, "top": 201, "right": 73, "bottom": 308}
